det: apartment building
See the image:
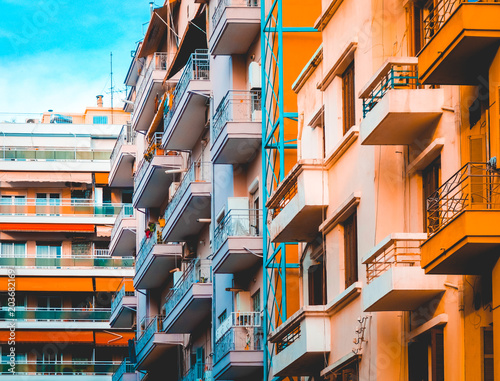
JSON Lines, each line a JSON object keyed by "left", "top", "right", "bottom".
{"left": 0, "top": 102, "right": 135, "bottom": 379}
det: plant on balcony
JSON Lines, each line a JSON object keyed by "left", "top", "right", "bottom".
{"left": 145, "top": 222, "right": 156, "bottom": 239}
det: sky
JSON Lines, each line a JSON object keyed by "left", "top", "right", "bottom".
{"left": 0, "top": 0, "right": 153, "bottom": 115}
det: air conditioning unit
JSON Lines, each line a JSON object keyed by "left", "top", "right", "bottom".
{"left": 169, "top": 182, "right": 180, "bottom": 202}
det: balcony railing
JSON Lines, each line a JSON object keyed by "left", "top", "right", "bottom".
{"left": 213, "top": 209, "right": 262, "bottom": 253}
{"left": 134, "top": 132, "right": 165, "bottom": 187}
{"left": 135, "top": 52, "right": 172, "bottom": 107}
{"left": 0, "top": 254, "right": 134, "bottom": 269}
{"left": 212, "top": 0, "right": 260, "bottom": 29}
{"left": 215, "top": 325, "right": 263, "bottom": 363}
{"left": 426, "top": 162, "right": 500, "bottom": 235}
{"left": 271, "top": 181, "right": 298, "bottom": 219}
{"left": 163, "top": 259, "right": 212, "bottom": 316}
{"left": 0, "top": 199, "right": 123, "bottom": 217}
{"left": 111, "top": 204, "right": 134, "bottom": 241}
{"left": 215, "top": 311, "right": 262, "bottom": 341}
{"left": 136, "top": 315, "right": 163, "bottom": 355}
{"left": 163, "top": 50, "right": 210, "bottom": 131}
{"left": 136, "top": 228, "right": 163, "bottom": 272}
{"left": 110, "top": 124, "right": 136, "bottom": 168}
{"left": 365, "top": 235, "right": 427, "bottom": 283}
{"left": 0, "top": 307, "right": 111, "bottom": 321}
{"left": 163, "top": 161, "right": 211, "bottom": 222}
{"left": 275, "top": 323, "right": 301, "bottom": 354}
{"left": 362, "top": 62, "right": 420, "bottom": 117}
{"left": 181, "top": 363, "right": 213, "bottom": 381}
{"left": 211, "top": 90, "right": 262, "bottom": 142}
{"left": 111, "top": 284, "right": 135, "bottom": 316}
{"left": 0, "top": 361, "right": 120, "bottom": 375}
{"left": 0, "top": 147, "right": 111, "bottom": 161}
{"left": 112, "top": 358, "right": 135, "bottom": 381}
{"left": 93, "top": 249, "right": 110, "bottom": 257}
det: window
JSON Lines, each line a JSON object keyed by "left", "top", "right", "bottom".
{"left": 423, "top": 157, "right": 441, "bottom": 233}
{"left": 326, "top": 360, "right": 359, "bottom": 381}
{"left": 36, "top": 193, "right": 60, "bottom": 216}
{"left": 218, "top": 310, "right": 227, "bottom": 325}
{"left": 408, "top": 327, "right": 444, "bottom": 381}
{"left": 1, "top": 195, "right": 26, "bottom": 215}
{"left": 342, "top": 61, "right": 355, "bottom": 135}
{"left": 344, "top": 212, "right": 358, "bottom": 289}
{"left": 250, "top": 187, "right": 260, "bottom": 236}
{"left": 36, "top": 243, "right": 62, "bottom": 258}
{"left": 0, "top": 242, "right": 26, "bottom": 257}
{"left": 308, "top": 253, "right": 326, "bottom": 305}
{"left": 252, "top": 290, "right": 261, "bottom": 312}
{"left": 38, "top": 295, "right": 62, "bottom": 309}
{"left": 93, "top": 116, "right": 108, "bottom": 124}
{"left": 484, "top": 328, "right": 493, "bottom": 381}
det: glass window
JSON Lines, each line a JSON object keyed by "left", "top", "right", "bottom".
{"left": 342, "top": 61, "right": 355, "bottom": 135}
{"left": 0, "top": 242, "right": 26, "bottom": 257}
{"left": 344, "top": 212, "right": 358, "bottom": 289}
{"left": 36, "top": 243, "right": 62, "bottom": 258}
{"left": 93, "top": 116, "right": 108, "bottom": 124}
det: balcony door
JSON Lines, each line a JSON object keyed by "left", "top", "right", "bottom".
{"left": 0, "top": 241, "right": 26, "bottom": 258}
{"left": 36, "top": 193, "right": 60, "bottom": 216}
{"left": 0, "top": 195, "right": 26, "bottom": 215}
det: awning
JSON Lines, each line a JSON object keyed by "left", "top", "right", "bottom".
{"left": 165, "top": 9, "right": 207, "bottom": 81}
{"left": 138, "top": 1, "right": 179, "bottom": 59}
{"left": 146, "top": 92, "right": 168, "bottom": 141}
{"left": 95, "top": 332, "right": 136, "bottom": 346}
{"left": 0, "top": 172, "right": 92, "bottom": 183}
{"left": 0, "top": 277, "right": 94, "bottom": 292}
{"left": 0, "top": 331, "right": 94, "bottom": 344}
{"left": 0, "top": 223, "right": 95, "bottom": 233}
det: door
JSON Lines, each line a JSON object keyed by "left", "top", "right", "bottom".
{"left": 36, "top": 193, "right": 60, "bottom": 216}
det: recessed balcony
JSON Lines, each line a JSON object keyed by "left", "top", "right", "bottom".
{"left": 109, "top": 124, "right": 136, "bottom": 187}
{"left": 269, "top": 306, "right": 330, "bottom": 377}
{"left": 211, "top": 90, "right": 262, "bottom": 164}
{"left": 132, "top": 52, "right": 172, "bottom": 131}
{"left": 162, "top": 259, "right": 212, "bottom": 333}
{"left": 161, "top": 161, "right": 211, "bottom": 242}
{"left": 213, "top": 312, "right": 263, "bottom": 380}
{"left": 133, "top": 132, "right": 184, "bottom": 209}
{"left": 212, "top": 209, "right": 262, "bottom": 274}
{"left": 111, "top": 282, "right": 136, "bottom": 328}
{"left": 162, "top": 50, "right": 211, "bottom": 150}
{"left": 359, "top": 58, "right": 443, "bottom": 145}
{"left": 362, "top": 233, "right": 445, "bottom": 312}
{"left": 135, "top": 316, "right": 184, "bottom": 370}
{"left": 421, "top": 162, "right": 500, "bottom": 274}
{"left": 112, "top": 358, "right": 136, "bottom": 381}
{"left": 418, "top": 0, "right": 500, "bottom": 85}
{"left": 210, "top": 0, "right": 261, "bottom": 55}
{"left": 267, "top": 160, "right": 328, "bottom": 242}
{"left": 134, "top": 232, "right": 183, "bottom": 290}
{"left": 109, "top": 205, "right": 136, "bottom": 257}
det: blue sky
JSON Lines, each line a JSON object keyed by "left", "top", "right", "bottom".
{"left": 0, "top": 0, "right": 152, "bottom": 114}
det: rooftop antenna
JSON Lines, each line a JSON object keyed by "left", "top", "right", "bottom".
{"left": 110, "top": 52, "right": 114, "bottom": 124}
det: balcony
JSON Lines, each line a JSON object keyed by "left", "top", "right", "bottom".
{"left": 113, "top": 358, "right": 136, "bottom": 381}
{"left": 110, "top": 124, "right": 136, "bottom": 187}
{"left": 210, "top": 0, "right": 260, "bottom": 55}
{"left": 269, "top": 306, "right": 330, "bottom": 377}
{"left": 161, "top": 161, "right": 211, "bottom": 242}
{"left": 181, "top": 364, "right": 213, "bottom": 381}
{"left": 359, "top": 58, "right": 443, "bottom": 145}
{"left": 267, "top": 160, "right": 328, "bottom": 242}
{"left": 213, "top": 312, "right": 263, "bottom": 380}
{"left": 133, "top": 132, "right": 184, "bottom": 209}
{"left": 418, "top": 0, "right": 500, "bottom": 84}
{"left": 162, "top": 50, "right": 211, "bottom": 150}
{"left": 134, "top": 232, "right": 183, "bottom": 289}
{"left": 0, "top": 360, "right": 120, "bottom": 376}
{"left": 362, "top": 233, "right": 445, "bottom": 312}
{"left": 132, "top": 52, "right": 172, "bottom": 131}
{"left": 211, "top": 90, "right": 262, "bottom": 164}
{"left": 111, "top": 283, "right": 136, "bottom": 328}
{"left": 109, "top": 205, "right": 136, "bottom": 257}
{"left": 135, "top": 316, "right": 184, "bottom": 370}
{"left": 162, "top": 259, "right": 212, "bottom": 333}
{"left": 421, "top": 162, "right": 500, "bottom": 274}
{"left": 212, "top": 209, "right": 262, "bottom": 274}
{"left": 0, "top": 198, "right": 123, "bottom": 226}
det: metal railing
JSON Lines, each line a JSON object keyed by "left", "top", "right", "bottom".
{"left": 362, "top": 62, "right": 420, "bottom": 117}
{"left": 111, "top": 284, "right": 135, "bottom": 315}
{"left": 111, "top": 204, "right": 135, "bottom": 241}
{"left": 213, "top": 209, "right": 262, "bottom": 253}
{"left": 215, "top": 325, "right": 263, "bottom": 363}
{"left": 422, "top": 0, "right": 499, "bottom": 45}
{"left": 0, "top": 147, "right": 111, "bottom": 161}
{"left": 181, "top": 363, "right": 213, "bottom": 381}
{"left": 112, "top": 358, "right": 135, "bottom": 381}
{"left": 276, "top": 324, "right": 301, "bottom": 354}
{"left": 212, "top": 0, "right": 260, "bottom": 29}
{"left": 136, "top": 228, "right": 163, "bottom": 272}
{"left": 110, "top": 124, "right": 136, "bottom": 168}
{"left": 215, "top": 311, "right": 262, "bottom": 341}
{"left": 0, "top": 112, "right": 44, "bottom": 123}
{"left": 164, "top": 50, "right": 210, "bottom": 132}
{"left": 163, "top": 161, "right": 212, "bottom": 222}
{"left": 135, "top": 52, "right": 172, "bottom": 108}
{"left": 0, "top": 198, "right": 123, "bottom": 217}
{"left": 364, "top": 234, "right": 427, "bottom": 283}
{"left": 163, "top": 259, "right": 212, "bottom": 319}
{"left": 0, "top": 361, "right": 121, "bottom": 375}
{"left": 0, "top": 307, "right": 111, "bottom": 321}
{"left": 426, "top": 162, "right": 500, "bottom": 235}
{"left": 93, "top": 249, "right": 110, "bottom": 257}
{"left": 136, "top": 315, "right": 163, "bottom": 355}
{"left": 0, "top": 254, "right": 134, "bottom": 269}
{"left": 272, "top": 181, "right": 298, "bottom": 219}
{"left": 212, "top": 90, "right": 262, "bottom": 142}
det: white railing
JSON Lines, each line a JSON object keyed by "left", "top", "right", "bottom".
{"left": 110, "top": 204, "right": 135, "bottom": 241}
{"left": 93, "top": 249, "right": 110, "bottom": 257}
{"left": 215, "top": 311, "right": 261, "bottom": 341}
{"left": 212, "top": 0, "right": 260, "bottom": 29}
{"left": 110, "top": 124, "right": 136, "bottom": 168}
{"left": 135, "top": 52, "right": 172, "bottom": 108}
